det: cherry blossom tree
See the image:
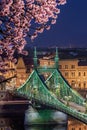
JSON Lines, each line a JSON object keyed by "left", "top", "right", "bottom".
{"left": 0, "top": 0, "right": 66, "bottom": 72}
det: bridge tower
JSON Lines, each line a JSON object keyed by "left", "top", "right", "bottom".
{"left": 55, "top": 47, "right": 59, "bottom": 69}
{"left": 33, "top": 47, "right": 38, "bottom": 69}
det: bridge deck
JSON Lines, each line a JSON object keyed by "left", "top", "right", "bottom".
{"left": 61, "top": 100, "right": 85, "bottom": 113}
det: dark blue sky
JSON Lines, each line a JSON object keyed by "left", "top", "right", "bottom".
{"left": 26, "top": 0, "right": 87, "bottom": 48}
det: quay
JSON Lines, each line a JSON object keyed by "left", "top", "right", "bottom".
{"left": 0, "top": 100, "right": 29, "bottom": 116}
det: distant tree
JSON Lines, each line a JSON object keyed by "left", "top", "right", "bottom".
{"left": 0, "top": 0, "right": 66, "bottom": 72}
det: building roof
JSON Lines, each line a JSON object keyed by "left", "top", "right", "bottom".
{"left": 78, "top": 60, "right": 87, "bottom": 66}
{"left": 16, "top": 57, "right": 26, "bottom": 69}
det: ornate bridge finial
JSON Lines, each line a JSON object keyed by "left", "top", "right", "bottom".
{"left": 34, "top": 46, "right": 37, "bottom": 58}
{"left": 55, "top": 47, "right": 59, "bottom": 68}
{"left": 33, "top": 47, "right": 38, "bottom": 69}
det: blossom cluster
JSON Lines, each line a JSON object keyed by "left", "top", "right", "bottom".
{"left": 0, "top": 0, "right": 66, "bottom": 72}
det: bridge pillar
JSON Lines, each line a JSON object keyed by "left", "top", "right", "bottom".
{"left": 55, "top": 47, "right": 59, "bottom": 69}
{"left": 33, "top": 47, "right": 38, "bottom": 69}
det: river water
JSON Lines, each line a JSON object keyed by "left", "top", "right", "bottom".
{"left": 0, "top": 108, "right": 86, "bottom": 130}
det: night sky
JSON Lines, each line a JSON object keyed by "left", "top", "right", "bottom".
{"left": 26, "top": 0, "right": 87, "bottom": 48}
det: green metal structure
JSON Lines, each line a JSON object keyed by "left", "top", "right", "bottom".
{"left": 16, "top": 48, "right": 87, "bottom": 124}
{"left": 45, "top": 69, "right": 84, "bottom": 105}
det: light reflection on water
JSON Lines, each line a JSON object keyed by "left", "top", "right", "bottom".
{"left": 24, "top": 107, "right": 68, "bottom": 130}
{"left": 0, "top": 116, "right": 67, "bottom": 130}
{"left": 24, "top": 107, "right": 68, "bottom": 125}
{"left": 25, "top": 125, "right": 67, "bottom": 130}
{"left": 0, "top": 112, "right": 86, "bottom": 130}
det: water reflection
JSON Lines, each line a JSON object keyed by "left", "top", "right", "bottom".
{"left": 24, "top": 106, "right": 68, "bottom": 125}
{"left": 0, "top": 115, "right": 24, "bottom": 130}
{"left": 0, "top": 115, "right": 87, "bottom": 130}
{"left": 25, "top": 125, "right": 67, "bottom": 130}
{"left": 0, "top": 115, "right": 67, "bottom": 130}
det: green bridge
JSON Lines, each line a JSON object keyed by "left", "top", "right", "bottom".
{"left": 16, "top": 48, "right": 87, "bottom": 124}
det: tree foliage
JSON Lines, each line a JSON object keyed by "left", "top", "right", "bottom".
{"left": 0, "top": 0, "right": 66, "bottom": 72}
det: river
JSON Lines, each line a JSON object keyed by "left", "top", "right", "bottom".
{"left": 0, "top": 107, "right": 86, "bottom": 130}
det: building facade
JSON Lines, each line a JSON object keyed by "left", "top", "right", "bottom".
{"left": 0, "top": 57, "right": 28, "bottom": 91}
{"left": 39, "top": 57, "right": 87, "bottom": 91}
{"left": 16, "top": 57, "right": 28, "bottom": 87}
{"left": 0, "top": 52, "right": 87, "bottom": 92}
{"left": 0, "top": 61, "right": 16, "bottom": 100}
{"left": 68, "top": 119, "right": 87, "bottom": 130}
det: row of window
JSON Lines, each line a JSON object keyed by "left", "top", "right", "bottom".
{"left": 71, "top": 81, "right": 86, "bottom": 88}
{"left": 64, "top": 72, "right": 86, "bottom": 77}
{"left": 59, "top": 65, "right": 75, "bottom": 69}
{"left": 70, "top": 126, "right": 86, "bottom": 130}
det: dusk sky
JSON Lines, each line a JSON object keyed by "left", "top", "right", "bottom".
{"left": 27, "top": 0, "right": 87, "bottom": 48}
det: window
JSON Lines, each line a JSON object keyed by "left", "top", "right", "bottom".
{"left": 84, "top": 72, "right": 86, "bottom": 76}
{"left": 1, "top": 87, "right": 4, "bottom": 91}
{"left": 71, "top": 65, "right": 75, "bottom": 69}
{"left": 71, "top": 72, "right": 75, "bottom": 77}
{"left": 79, "top": 83, "right": 81, "bottom": 88}
{"left": 83, "top": 82, "right": 86, "bottom": 88}
{"left": 59, "top": 65, "right": 61, "bottom": 69}
{"left": 65, "top": 72, "right": 68, "bottom": 77}
{"left": 0, "top": 128, "right": 4, "bottom": 130}
{"left": 0, "top": 95, "right": 4, "bottom": 98}
{"left": 0, "top": 120, "right": 4, "bottom": 124}
{"left": 65, "top": 65, "right": 68, "bottom": 69}
{"left": 78, "top": 72, "right": 81, "bottom": 76}
{"left": 71, "top": 80, "right": 76, "bottom": 87}
{"left": 48, "top": 61, "right": 50, "bottom": 65}
{"left": 72, "top": 128, "right": 75, "bottom": 130}
{"left": 84, "top": 126, "right": 86, "bottom": 129}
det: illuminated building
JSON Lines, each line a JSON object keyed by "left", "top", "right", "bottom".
{"left": 16, "top": 57, "right": 28, "bottom": 87}
{"left": 0, "top": 49, "right": 87, "bottom": 93}
{"left": 68, "top": 119, "right": 87, "bottom": 130}
{"left": 0, "top": 57, "right": 28, "bottom": 90}
{"left": 0, "top": 60, "right": 16, "bottom": 79}
{"left": 39, "top": 57, "right": 87, "bottom": 92}
{"left": 0, "top": 61, "right": 16, "bottom": 100}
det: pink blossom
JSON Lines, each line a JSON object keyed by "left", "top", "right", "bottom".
{"left": 0, "top": 0, "right": 66, "bottom": 72}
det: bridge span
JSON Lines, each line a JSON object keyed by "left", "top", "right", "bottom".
{"left": 16, "top": 48, "right": 87, "bottom": 124}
